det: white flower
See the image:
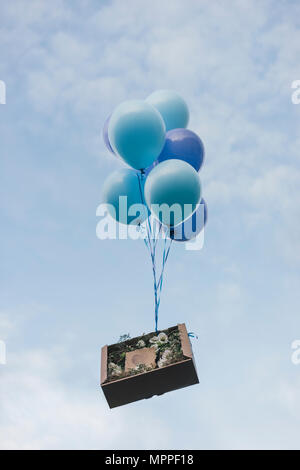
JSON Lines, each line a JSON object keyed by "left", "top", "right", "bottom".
{"left": 149, "top": 335, "right": 159, "bottom": 344}
{"left": 136, "top": 339, "right": 145, "bottom": 348}
{"left": 157, "top": 356, "right": 168, "bottom": 368}
{"left": 150, "top": 343, "right": 159, "bottom": 351}
{"left": 111, "top": 365, "right": 122, "bottom": 377}
{"left": 158, "top": 332, "right": 168, "bottom": 343}
{"left": 157, "top": 349, "right": 173, "bottom": 368}
{"left": 108, "top": 362, "right": 122, "bottom": 377}
{"left": 162, "top": 349, "right": 172, "bottom": 360}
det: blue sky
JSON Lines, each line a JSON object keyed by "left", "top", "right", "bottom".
{"left": 0, "top": 0, "right": 300, "bottom": 450}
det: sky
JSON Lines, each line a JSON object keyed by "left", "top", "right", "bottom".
{"left": 0, "top": 0, "right": 300, "bottom": 450}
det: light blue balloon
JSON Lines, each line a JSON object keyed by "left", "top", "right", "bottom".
{"left": 169, "top": 198, "right": 207, "bottom": 242}
{"left": 144, "top": 159, "right": 201, "bottom": 227}
{"left": 108, "top": 100, "right": 166, "bottom": 170}
{"left": 146, "top": 90, "right": 189, "bottom": 131}
{"left": 102, "top": 169, "right": 148, "bottom": 225}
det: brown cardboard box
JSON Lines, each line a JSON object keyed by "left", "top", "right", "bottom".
{"left": 100, "top": 323, "right": 199, "bottom": 408}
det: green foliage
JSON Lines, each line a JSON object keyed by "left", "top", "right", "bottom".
{"left": 127, "top": 364, "right": 154, "bottom": 376}
{"left": 118, "top": 334, "right": 131, "bottom": 343}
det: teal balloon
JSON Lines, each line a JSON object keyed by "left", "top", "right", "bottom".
{"left": 144, "top": 159, "right": 201, "bottom": 227}
{"left": 102, "top": 169, "right": 148, "bottom": 225}
{"left": 146, "top": 90, "right": 189, "bottom": 131}
{"left": 108, "top": 100, "right": 166, "bottom": 170}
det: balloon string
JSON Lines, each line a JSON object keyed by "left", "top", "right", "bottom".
{"left": 188, "top": 332, "right": 199, "bottom": 339}
{"left": 158, "top": 238, "right": 172, "bottom": 289}
{"left": 137, "top": 172, "right": 158, "bottom": 330}
{"left": 137, "top": 172, "right": 153, "bottom": 256}
{"left": 157, "top": 237, "right": 172, "bottom": 308}
{"left": 151, "top": 224, "right": 159, "bottom": 332}
{"left": 157, "top": 235, "right": 167, "bottom": 297}
{"left": 154, "top": 222, "right": 162, "bottom": 249}
{"left": 137, "top": 172, "right": 173, "bottom": 332}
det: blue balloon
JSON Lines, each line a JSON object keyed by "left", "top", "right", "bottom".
{"left": 143, "top": 160, "right": 158, "bottom": 177}
{"left": 146, "top": 90, "right": 189, "bottom": 131}
{"left": 102, "top": 115, "right": 115, "bottom": 154}
{"left": 102, "top": 169, "right": 148, "bottom": 225}
{"left": 144, "top": 159, "right": 201, "bottom": 227}
{"left": 169, "top": 198, "right": 207, "bottom": 242}
{"left": 157, "top": 128, "right": 204, "bottom": 172}
{"left": 108, "top": 100, "right": 166, "bottom": 170}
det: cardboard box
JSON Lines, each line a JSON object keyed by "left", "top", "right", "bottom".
{"left": 100, "top": 323, "right": 199, "bottom": 408}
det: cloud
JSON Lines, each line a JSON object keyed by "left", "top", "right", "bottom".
{"left": 0, "top": 344, "right": 174, "bottom": 450}
{"left": 0, "top": 348, "right": 116, "bottom": 449}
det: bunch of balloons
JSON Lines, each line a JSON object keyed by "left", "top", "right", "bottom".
{"left": 102, "top": 90, "right": 207, "bottom": 330}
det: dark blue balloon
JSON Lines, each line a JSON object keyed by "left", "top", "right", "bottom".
{"left": 157, "top": 128, "right": 204, "bottom": 172}
{"left": 169, "top": 198, "right": 207, "bottom": 242}
{"left": 103, "top": 115, "right": 115, "bottom": 154}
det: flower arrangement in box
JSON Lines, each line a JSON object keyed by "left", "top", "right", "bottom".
{"left": 105, "top": 326, "right": 185, "bottom": 383}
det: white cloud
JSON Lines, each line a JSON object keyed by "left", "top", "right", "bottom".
{"left": 0, "top": 345, "right": 173, "bottom": 450}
